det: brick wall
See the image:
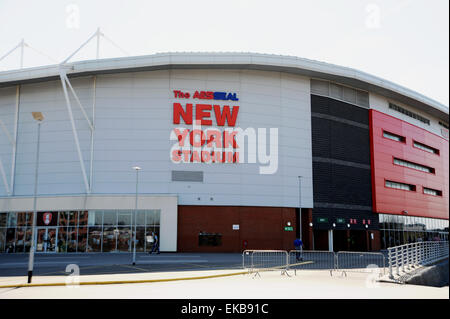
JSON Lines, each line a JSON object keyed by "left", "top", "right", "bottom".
{"left": 177, "top": 205, "right": 297, "bottom": 252}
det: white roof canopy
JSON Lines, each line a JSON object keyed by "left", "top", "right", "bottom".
{"left": 0, "top": 52, "right": 448, "bottom": 121}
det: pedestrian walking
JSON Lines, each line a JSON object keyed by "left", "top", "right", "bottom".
{"left": 294, "top": 238, "right": 303, "bottom": 262}
{"left": 151, "top": 232, "right": 160, "bottom": 254}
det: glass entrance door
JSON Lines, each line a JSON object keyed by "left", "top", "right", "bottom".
{"left": 36, "top": 227, "right": 58, "bottom": 253}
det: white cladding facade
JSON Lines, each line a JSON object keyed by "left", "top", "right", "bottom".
{"left": 0, "top": 69, "right": 314, "bottom": 208}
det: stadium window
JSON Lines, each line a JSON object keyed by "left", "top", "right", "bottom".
{"left": 383, "top": 131, "right": 406, "bottom": 143}
{"left": 413, "top": 141, "right": 439, "bottom": 155}
{"left": 393, "top": 158, "right": 435, "bottom": 174}
{"left": 423, "top": 187, "right": 443, "bottom": 196}
{"left": 385, "top": 180, "right": 416, "bottom": 192}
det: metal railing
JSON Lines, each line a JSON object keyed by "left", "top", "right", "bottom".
{"left": 387, "top": 241, "right": 449, "bottom": 280}
{"left": 288, "top": 250, "right": 336, "bottom": 275}
{"left": 336, "top": 251, "right": 386, "bottom": 276}
{"left": 242, "top": 249, "right": 387, "bottom": 277}
{"left": 242, "top": 250, "right": 290, "bottom": 276}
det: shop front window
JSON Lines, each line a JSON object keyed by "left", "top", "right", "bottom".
{"left": 67, "top": 227, "right": 77, "bottom": 252}
{"left": 69, "top": 211, "right": 78, "bottom": 227}
{"left": 135, "top": 226, "right": 145, "bottom": 252}
{"left": 117, "top": 211, "right": 132, "bottom": 226}
{"left": 88, "top": 227, "right": 102, "bottom": 252}
{"left": 58, "top": 227, "right": 68, "bottom": 253}
{"left": 0, "top": 213, "right": 7, "bottom": 227}
{"left": 102, "top": 227, "right": 117, "bottom": 252}
{"left": 0, "top": 228, "right": 6, "bottom": 252}
{"left": 103, "top": 211, "right": 117, "bottom": 226}
{"left": 15, "top": 227, "right": 25, "bottom": 253}
{"left": 117, "top": 227, "right": 132, "bottom": 252}
{"left": 1, "top": 209, "right": 163, "bottom": 254}
{"left": 79, "top": 211, "right": 88, "bottom": 226}
{"left": 5, "top": 228, "right": 15, "bottom": 253}
{"left": 7, "top": 213, "right": 16, "bottom": 228}
{"left": 77, "top": 227, "right": 87, "bottom": 252}
{"left": 59, "top": 212, "right": 69, "bottom": 227}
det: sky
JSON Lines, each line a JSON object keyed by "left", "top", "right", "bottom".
{"left": 0, "top": 0, "right": 448, "bottom": 106}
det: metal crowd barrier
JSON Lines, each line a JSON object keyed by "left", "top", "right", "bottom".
{"left": 336, "top": 251, "right": 386, "bottom": 276}
{"left": 242, "top": 249, "right": 397, "bottom": 278}
{"left": 387, "top": 241, "right": 449, "bottom": 280}
{"left": 242, "top": 250, "right": 290, "bottom": 276}
{"left": 288, "top": 250, "right": 336, "bottom": 276}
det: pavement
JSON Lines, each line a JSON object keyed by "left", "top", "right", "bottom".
{"left": 0, "top": 269, "right": 448, "bottom": 299}
{"left": 0, "top": 253, "right": 448, "bottom": 299}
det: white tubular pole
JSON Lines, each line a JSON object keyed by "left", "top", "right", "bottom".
{"left": 96, "top": 27, "right": 100, "bottom": 59}
{"left": 63, "top": 74, "right": 94, "bottom": 131}
{"left": 102, "top": 33, "right": 129, "bottom": 56}
{"left": 0, "top": 42, "right": 21, "bottom": 62}
{"left": 298, "top": 176, "right": 302, "bottom": 241}
{"left": 28, "top": 121, "right": 41, "bottom": 283}
{"left": 132, "top": 168, "right": 139, "bottom": 265}
{"left": 89, "top": 76, "right": 97, "bottom": 192}
{"left": 0, "top": 156, "right": 10, "bottom": 195}
{"left": 10, "top": 85, "right": 20, "bottom": 194}
{"left": 26, "top": 45, "right": 57, "bottom": 63}
{"left": 20, "top": 39, "right": 25, "bottom": 69}
{"left": 61, "top": 29, "right": 98, "bottom": 64}
{"left": 0, "top": 118, "right": 14, "bottom": 145}
{"left": 59, "top": 73, "right": 90, "bottom": 193}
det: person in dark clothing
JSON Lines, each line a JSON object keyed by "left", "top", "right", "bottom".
{"left": 294, "top": 238, "right": 303, "bottom": 262}
{"left": 150, "top": 232, "right": 160, "bottom": 254}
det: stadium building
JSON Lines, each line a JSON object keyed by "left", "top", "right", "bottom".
{"left": 0, "top": 52, "right": 448, "bottom": 253}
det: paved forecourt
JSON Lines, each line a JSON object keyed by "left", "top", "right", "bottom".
{"left": 0, "top": 269, "right": 448, "bottom": 299}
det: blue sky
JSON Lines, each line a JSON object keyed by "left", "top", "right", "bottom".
{"left": 0, "top": 0, "right": 448, "bottom": 106}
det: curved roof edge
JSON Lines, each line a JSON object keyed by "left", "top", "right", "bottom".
{"left": 0, "top": 52, "right": 448, "bottom": 121}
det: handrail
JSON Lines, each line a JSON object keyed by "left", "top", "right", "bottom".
{"left": 387, "top": 241, "right": 449, "bottom": 280}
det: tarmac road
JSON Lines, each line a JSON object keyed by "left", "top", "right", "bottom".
{"left": 0, "top": 252, "right": 244, "bottom": 277}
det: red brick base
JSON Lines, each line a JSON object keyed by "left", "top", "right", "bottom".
{"left": 177, "top": 205, "right": 298, "bottom": 252}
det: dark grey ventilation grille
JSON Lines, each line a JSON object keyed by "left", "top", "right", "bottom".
{"left": 389, "top": 102, "right": 430, "bottom": 125}
{"left": 311, "top": 79, "right": 369, "bottom": 108}
{"left": 171, "top": 170, "right": 204, "bottom": 182}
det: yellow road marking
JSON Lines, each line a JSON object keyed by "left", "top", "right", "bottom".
{"left": 0, "top": 260, "right": 315, "bottom": 289}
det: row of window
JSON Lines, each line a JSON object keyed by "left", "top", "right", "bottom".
{"left": 393, "top": 158, "right": 435, "bottom": 174}
{"left": 0, "top": 210, "right": 161, "bottom": 228}
{"left": 379, "top": 213, "right": 449, "bottom": 231}
{"left": 413, "top": 141, "right": 439, "bottom": 155}
{"left": 0, "top": 210, "right": 162, "bottom": 253}
{"left": 388, "top": 102, "right": 430, "bottom": 125}
{"left": 0, "top": 226, "right": 160, "bottom": 253}
{"left": 310, "top": 79, "right": 370, "bottom": 108}
{"left": 382, "top": 130, "right": 440, "bottom": 155}
{"left": 379, "top": 213, "right": 448, "bottom": 249}
{"left": 385, "top": 180, "right": 442, "bottom": 196}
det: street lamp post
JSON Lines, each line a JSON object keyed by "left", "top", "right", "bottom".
{"left": 132, "top": 166, "right": 141, "bottom": 265}
{"left": 28, "top": 112, "right": 44, "bottom": 283}
{"left": 298, "top": 176, "right": 302, "bottom": 241}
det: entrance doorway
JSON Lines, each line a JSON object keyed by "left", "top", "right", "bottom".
{"left": 36, "top": 227, "right": 58, "bottom": 253}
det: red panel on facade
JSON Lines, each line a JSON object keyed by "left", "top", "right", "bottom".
{"left": 369, "top": 110, "right": 449, "bottom": 220}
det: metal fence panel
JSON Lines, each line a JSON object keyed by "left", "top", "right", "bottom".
{"left": 336, "top": 251, "right": 386, "bottom": 275}
{"left": 242, "top": 250, "right": 288, "bottom": 273}
{"left": 288, "top": 250, "right": 335, "bottom": 271}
